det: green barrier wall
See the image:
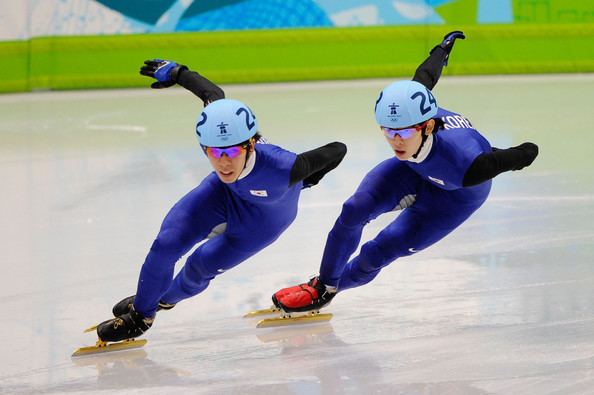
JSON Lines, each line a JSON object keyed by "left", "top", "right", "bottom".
{"left": 3, "top": 24, "right": 594, "bottom": 93}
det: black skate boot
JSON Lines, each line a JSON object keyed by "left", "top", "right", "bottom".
{"left": 112, "top": 295, "right": 176, "bottom": 317}
{"left": 272, "top": 276, "right": 337, "bottom": 313}
{"left": 97, "top": 307, "right": 154, "bottom": 343}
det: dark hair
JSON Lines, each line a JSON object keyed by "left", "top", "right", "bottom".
{"left": 241, "top": 132, "right": 262, "bottom": 144}
{"left": 232, "top": 132, "right": 262, "bottom": 148}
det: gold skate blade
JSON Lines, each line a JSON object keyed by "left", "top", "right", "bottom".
{"left": 243, "top": 307, "right": 280, "bottom": 318}
{"left": 83, "top": 324, "right": 98, "bottom": 333}
{"left": 256, "top": 312, "right": 333, "bottom": 328}
{"left": 72, "top": 339, "right": 147, "bottom": 357}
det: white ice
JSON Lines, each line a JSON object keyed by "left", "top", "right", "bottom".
{"left": 1, "top": 75, "right": 594, "bottom": 394}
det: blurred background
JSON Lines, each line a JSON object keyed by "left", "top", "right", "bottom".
{"left": 2, "top": 0, "right": 593, "bottom": 92}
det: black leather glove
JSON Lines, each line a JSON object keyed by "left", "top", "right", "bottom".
{"left": 430, "top": 31, "right": 466, "bottom": 66}
{"left": 140, "top": 59, "right": 188, "bottom": 89}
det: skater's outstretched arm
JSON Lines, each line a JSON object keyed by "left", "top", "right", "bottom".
{"left": 412, "top": 31, "right": 465, "bottom": 90}
{"left": 176, "top": 68, "right": 225, "bottom": 105}
{"left": 463, "top": 143, "right": 539, "bottom": 187}
{"left": 289, "top": 142, "right": 347, "bottom": 188}
{"left": 140, "top": 59, "right": 225, "bottom": 106}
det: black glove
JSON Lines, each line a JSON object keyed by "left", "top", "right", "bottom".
{"left": 430, "top": 31, "right": 465, "bottom": 66}
{"left": 140, "top": 59, "right": 188, "bottom": 89}
{"left": 498, "top": 142, "right": 539, "bottom": 170}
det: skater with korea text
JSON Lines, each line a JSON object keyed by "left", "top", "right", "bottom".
{"left": 272, "top": 32, "right": 539, "bottom": 318}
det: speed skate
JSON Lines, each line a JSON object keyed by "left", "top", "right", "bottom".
{"left": 243, "top": 306, "right": 333, "bottom": 328}
{"left": 71, "top": 323, "right": 147, "bottom": 357}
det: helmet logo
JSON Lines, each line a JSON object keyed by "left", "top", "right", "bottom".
{"left": 389, "top": 103, "right": 399, "bottom": 115}
{"left": 217, "top": 122, "right": 229, "bottom": 134}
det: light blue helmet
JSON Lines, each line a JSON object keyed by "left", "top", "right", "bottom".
{"left": 195, "top": 99, "right": 258, "bottom": 147}
{"left": 374, "top": 80, "right": 438, "bottom": 128}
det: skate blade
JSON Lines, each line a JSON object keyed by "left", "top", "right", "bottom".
{"left": 243, "top": 307, "right": 280, "bottom": 318}
{"left": 83, "top": 324, "right": 98, "bottom": 333}
{"left": 256, "top": 312, "right": 333, "bottom": 328}
{"left": 72, "top": 339, "right": 147, "bottom": 357}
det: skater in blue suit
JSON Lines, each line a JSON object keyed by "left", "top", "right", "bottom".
{"left": 273, "top": 32, "right": 539, "bottom": 312}
{"left": 97, "top": 60, "right": 347, "bottom": 342}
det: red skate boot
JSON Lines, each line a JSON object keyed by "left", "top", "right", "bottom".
{"left": 272, "top": 276, "right": 336, "bottom": 313}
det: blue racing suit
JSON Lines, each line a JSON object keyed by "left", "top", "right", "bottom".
{"left": 319, "top": 108, "right": 493, "bottom": 290}
{"left": 134, "top": 143, "right": 301, "bottom": 316}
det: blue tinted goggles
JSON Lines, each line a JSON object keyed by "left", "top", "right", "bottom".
{"left": 201, "top": 139, "right": 253, "bottom": 159}
{"left": 202, "top": 145, "right": 246, "bottom": 159}
{"left": 382, "top": 121, "right": 428, "bottom": 140}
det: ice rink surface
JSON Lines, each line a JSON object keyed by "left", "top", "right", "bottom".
{"left": 1, "top": 74, "right": 594, "bottom": 394}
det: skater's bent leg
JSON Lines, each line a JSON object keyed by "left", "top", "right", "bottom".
{"left": 320, "top": 169, "right": 421, "bottom": 286}
{"left": 337, "top": 192, "right": 486, "bottom": 291}
{"left": 161, "top": 235, "right": 255, "bottom": 304}
{"left": 319, "top": 192, "right": 377, "bottom": 287}
{"left": 338, "top": 223, "right": 415, "bottom": 291}
{"left": 162, "top": 261, "right": 211, "bottom": 303}
{"left": 134, "top": 177, "right": 227, "bottom": 316}
{"left": 134, "top": 227, "right": 199, "bottom": 310}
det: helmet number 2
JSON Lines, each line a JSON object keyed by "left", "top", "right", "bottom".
{"left": 196, "top": 113, "right": 207, "bottom": 136}
{"left": 236, "top": 107, "right": 256, "bottom": 130}
{"left": 410, "top": 88, "right": 437, "bottom": 116}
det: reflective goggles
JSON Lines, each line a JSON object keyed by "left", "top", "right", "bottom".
{"left": 201, "top": 140, "right": 251, "bottom": 159}
{"left": 382, "top": 121, "right": 428, "bottom": 140}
